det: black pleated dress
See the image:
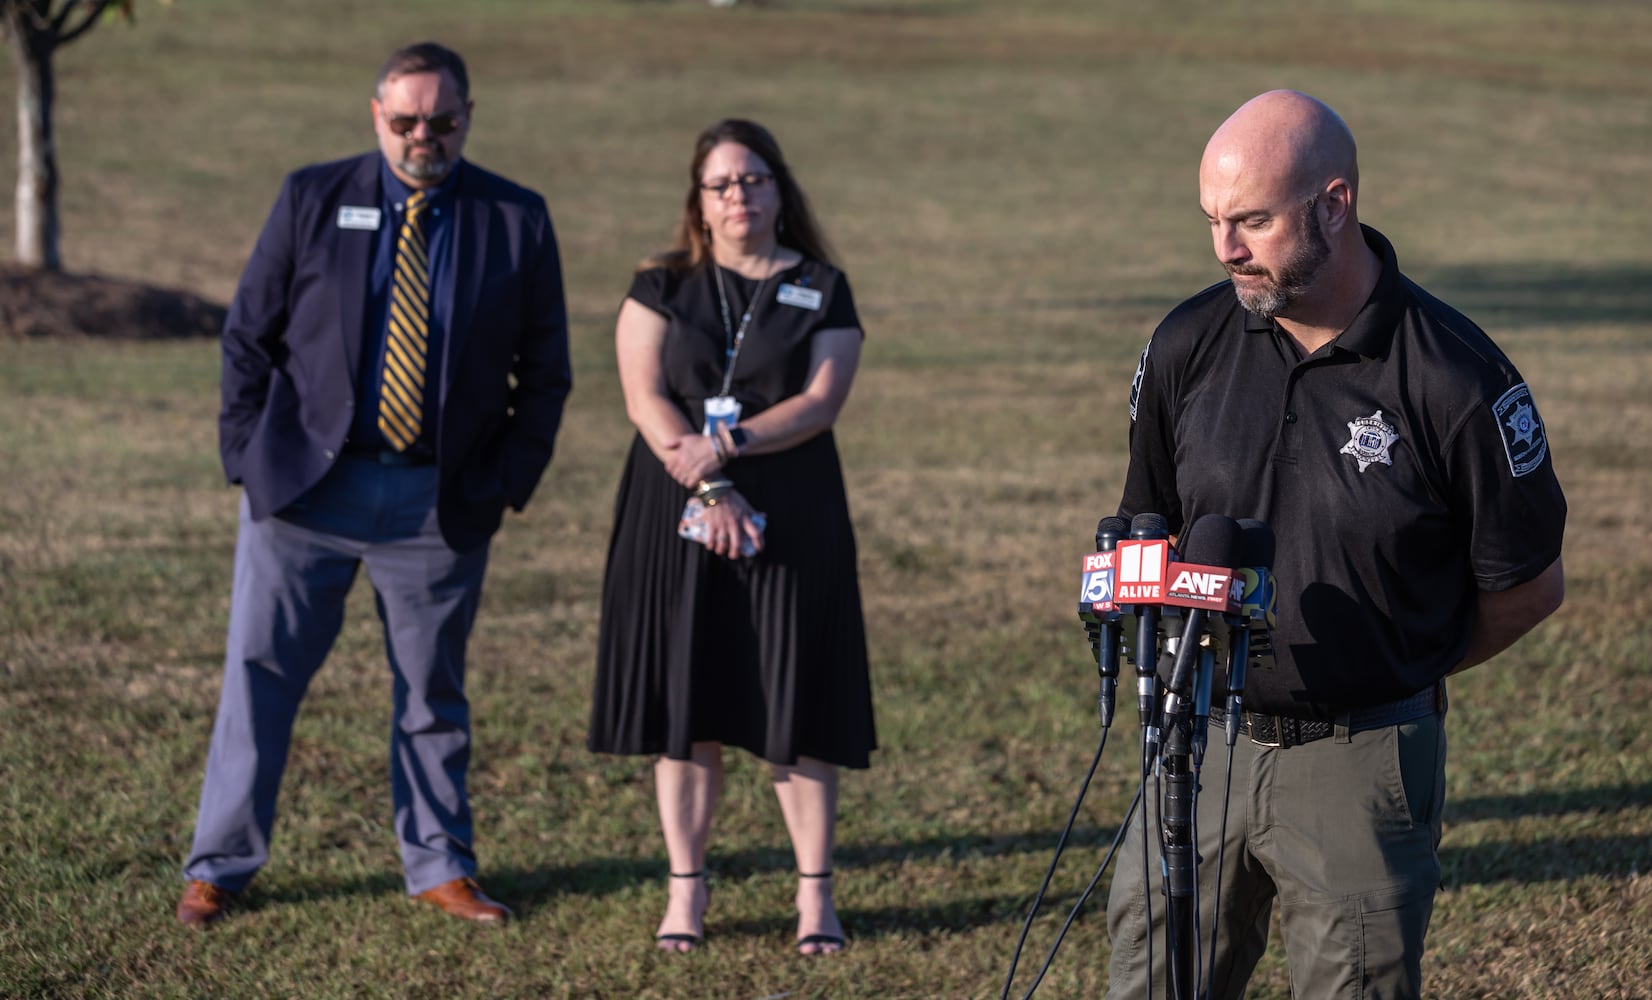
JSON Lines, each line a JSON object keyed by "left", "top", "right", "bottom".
{"left": 588, "top": 258, "right": 876, "bottom": 769}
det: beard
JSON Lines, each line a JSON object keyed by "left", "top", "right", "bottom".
{"left": 396, "top": 142, "right": 453, "bottom": 183}
{"left": 1227, "top": 197, "right": 1330, "bottom": 319}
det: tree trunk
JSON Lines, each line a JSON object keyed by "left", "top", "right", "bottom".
{"left": 7, "top": 7, "right": 61, "bottom": 271}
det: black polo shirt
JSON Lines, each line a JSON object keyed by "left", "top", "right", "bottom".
{"left": 1118, "top": 225, "right": 1566, "bottom": 718}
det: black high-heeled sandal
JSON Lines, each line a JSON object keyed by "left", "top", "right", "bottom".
{"left": 655, "top": 870, "right": 707, "bottom": 952}
{"left": 795, "top": 870, "right": 846, "bottom": 955}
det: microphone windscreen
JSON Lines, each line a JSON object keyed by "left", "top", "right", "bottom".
{"left": 1096, "top": 515, "right": 1130, "bottom": 540}
{"left": 1129, "top": 512, "right": 1169, "bottom": 539}
{"left": 1178, "top": 513, "right": 1243, "bottom": 568}
{"left": 1236, "top": 518, "right": 1276, "bottom": 569}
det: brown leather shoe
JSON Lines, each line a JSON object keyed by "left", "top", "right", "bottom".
{"left": 413, "top": 876, "right": 511, "bottom": 924}
{"left": 176, "top": 880, "right": 235, "bottom": 928}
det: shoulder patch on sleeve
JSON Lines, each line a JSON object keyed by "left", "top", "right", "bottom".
{"left": 1492, "top": 382, "right": 1548, "bottom": 477}
{"left": 1129, "top": 342, "right": 1151, "bottom": 422}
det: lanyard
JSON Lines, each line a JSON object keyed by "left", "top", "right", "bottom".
{"left": 711, "top": 261, "right": 779, "bottom": 398}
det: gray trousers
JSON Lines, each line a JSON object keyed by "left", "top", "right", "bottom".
{"left": 1105, "top": 714, "right": 1447, "bottom": 1000}
{"left": 184, "top": 457, "right": 490, "bottom": 896}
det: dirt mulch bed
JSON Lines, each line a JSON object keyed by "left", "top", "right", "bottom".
{"left": 1, "top": 263, "right": 226, "bottom": 340}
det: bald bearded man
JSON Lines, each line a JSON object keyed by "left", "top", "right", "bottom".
{"left": 1105, "top": 91, "right": 1566, "bottom": 997}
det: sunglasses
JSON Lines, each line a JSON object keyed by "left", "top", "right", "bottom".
{"left": 382, "top": 111, "right": 466, "bottom": 138}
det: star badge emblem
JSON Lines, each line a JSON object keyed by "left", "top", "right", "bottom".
{"left": 1492, "top": 383, "right": 1548, "bottom": 477}
{"left": 1340, "top": 410, "right": 1399, "bottom": 473}
{"left": 1504, "top": 401, "right": 1537, "bottom": 449}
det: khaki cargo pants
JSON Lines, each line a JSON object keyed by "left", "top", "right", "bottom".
{"left": 1104, "top": 713, "right": 1447, "bottom": 1000}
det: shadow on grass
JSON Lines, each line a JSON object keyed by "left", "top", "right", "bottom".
{"left": 248, "top": 871, "right": 405, "bottom": 909}
{"left": 1448, "top": 781, "right": 1652, "bottom": 822}
{"left": 1418, "top": 262, "right": 1652, "bottom": 329}
{"left": 858, "top": 292, "right": 1182, "bottom": 318}
{"left": 216, "top": 783, "right": 1651, "bottom": 920}
{"left": 718, "top": 894, "right": 1037, "bottom": 943}
{"left": 1442, "top": 834, "right": 1652, "bottom": 887}
{"left": 570, "top": 290, "right": 1182, "bottom": 341}
{"left": 1440, "top": 782, "right": 1652, "bottom": 887}
{"left": 478, "top": 825, "right": 1127, "bottom": 922}
{"left": 234, "top": 850, "right": 1064, "bottom": 937}
{"left": 843, "top": 262, "right": 1652, "bottom": 329}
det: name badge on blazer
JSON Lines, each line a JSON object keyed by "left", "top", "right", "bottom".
{"left": 776, "top": 283, "right": 823, "bottom": 311}
{"left": 336, "top": 206, "right": 382, "bottom": 231}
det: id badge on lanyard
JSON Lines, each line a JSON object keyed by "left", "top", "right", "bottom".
{"left": 703, "top": 394, "right": 742, "bottom": 435}
{"left": 707, "top": 260, "right": 781, "bottom": 438}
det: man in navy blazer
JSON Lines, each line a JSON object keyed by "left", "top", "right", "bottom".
{"left": 177, "top": 41, "right": 572, "bottom": 927}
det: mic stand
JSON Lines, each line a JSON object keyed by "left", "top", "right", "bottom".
{"left": 1082, "top": 609, "right": 1122, "bottom": 730}
{"left": 1136, "top": 606, "right": 1163, "bottom": 768}
{"left": 1191, "top": 645, "right": 1214, "bottom": 770}
{"left": 1223, "top": 623, "right": 1250, "bottom": 748}
{"left": 1160, "top": 716, "right": 1198, "bottom": 1000}
{"left": 1097, "top": 611, "right": 1121, "bottom": 729}
{"left": 1119, "top": 606, "right": 1162, "bottom": 998}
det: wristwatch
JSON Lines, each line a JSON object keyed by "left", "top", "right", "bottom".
{"left": 727, "top": 425, "right": 749, "bottom": 455}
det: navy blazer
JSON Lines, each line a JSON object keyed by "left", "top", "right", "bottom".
{"left": 219, "top": 152, "right": 573, "bottom": 553}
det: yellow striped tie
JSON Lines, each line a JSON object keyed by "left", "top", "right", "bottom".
{"left": 379, "top": 190, "right": 430, "bottom": 452}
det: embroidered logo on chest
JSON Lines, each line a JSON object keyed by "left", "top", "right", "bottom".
{"left": 1493, "top": 382, "right": 1548, "bottom": 478}
{"left": 1340, "top": 410, "right": 1399, "bottom": 473}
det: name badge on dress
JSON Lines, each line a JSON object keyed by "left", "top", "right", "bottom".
{"left": 776, "top": 283, "right": 823, "bottom": 311}
{"left": 336, "top": 206, "right": 382, "bottom": 231}
{"left": 703, "top": 395, "right": 742, "bottom": 435}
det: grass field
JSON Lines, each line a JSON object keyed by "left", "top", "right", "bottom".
{"left": 3, "top": 0, "right": 1651, "bottom": 996}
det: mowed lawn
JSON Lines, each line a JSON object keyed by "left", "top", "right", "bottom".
{"left": 2, "top": 1, "right": 1650, "bottom": 996}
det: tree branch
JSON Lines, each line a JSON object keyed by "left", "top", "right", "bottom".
{"left": 55, "top": 0, "right": 115, "bottom": 45}
{"left": 5, "top": 0, "right": 56, "bottom": 38}
{"left": 47, "top": 0, "right": 80, "bottom": 33}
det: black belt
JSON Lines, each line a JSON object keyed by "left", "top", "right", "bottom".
{"left": 341, "top": 443, "right": 435, "bottom": 467}
{"left": 1207, "top": 684, "right": 1443, "bottom": 749}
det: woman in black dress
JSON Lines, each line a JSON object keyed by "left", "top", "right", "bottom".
{"left": 589, "top": 119, "right": 874, "bottom": 955}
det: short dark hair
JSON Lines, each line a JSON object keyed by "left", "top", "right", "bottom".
{"left": 376, "top": 42, "right": 469, "bottom": 102}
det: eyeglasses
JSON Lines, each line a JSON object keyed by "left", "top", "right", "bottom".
{"left": 699, "top": 173, "right": 775, "bottom": 197}
{"left": 382, "top": 111, "right": 466, "bottom": 138}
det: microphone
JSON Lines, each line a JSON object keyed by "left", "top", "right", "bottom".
{"left": 1191, "top": 637, "right": 1215, "bottom": 766}
{"left": 1078, "top": 516, "right": 1130, "bottom": 728}
{"left": 1233, "top": 519, "right": 1277, "bottom": 626}
{"left": 1123, "top": 512, "right": 1171, "bottom": 763}
{"left": 1095, "top": 517, "right": 1128, "bottom": 560}
{"left": 1223, "top": 518, "right": 1277, "bottom": 746}
{"left": 1160, "top": 514, "right": 1243, "bottom": 735}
